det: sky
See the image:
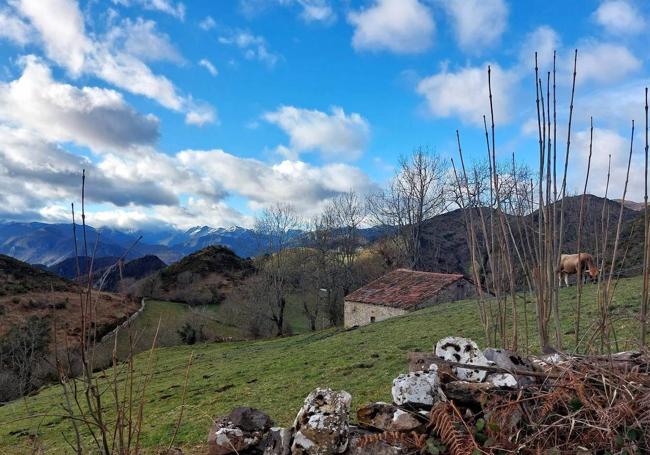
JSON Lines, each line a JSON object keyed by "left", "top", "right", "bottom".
{"left": 0, "top": 0, "right": 648, "bottom": 231}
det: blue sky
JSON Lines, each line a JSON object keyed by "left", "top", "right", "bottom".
{"left": 0, "top": 0, "right": 647, "bottom": 230}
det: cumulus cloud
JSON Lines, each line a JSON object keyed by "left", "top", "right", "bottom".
{"left": 347, "top": 0, "right": 435, "bottom": 54}
{"left": 287, "top": 0, "right": 335, "bottom": 23}
{"left": 0, "top": 57, "right": 159, "bottom": 151}
{"left": 439, "top": 0, "right": 508, "bottom": 53}
{"left": 12, "top": 0, "right": 214, "bottom": 124}
{"left": 199, "top": 58, "right": 218, "bottom": 76}
{"left": 14, "top": 0, "right": 90, "bottom": 75}
{"left": 263, "top": 106, "right": 371, "bottom": 160}
{"left": 0, "top": 8, "right": 32, "bottom": 45}
{"left": 574, "top": 42, "right": 641, "bottom": 85}
{"left": 177, "top": 149, "right": 375, "bottom": 214}
{"left": 0, "top": 125, "right": 177, "bottom": 210}
{"left": 112, "top": 0, "right": 185, "bottom": 20}
{"left": 199, "top": 16, "right": 216, "bottom": 30}
{"left": 105, "top": 17, "right": 183, "bottom": 64}
{"left": 572, "top": 127, "right": 642, "bottom": 202}
{"left": 518, "top": 26, "right": 561, "bottom": 71}
{"left": 593, "top": 0, "right": 645, "bottom": 35}
{"left": 417, "top": 63, "right": 515, "bottom": 126}
{"left": 184, "top": 103, "right": 217, "bottom": 126}
{"left": 218, "top": 29, "right": 280, "bottom": 67}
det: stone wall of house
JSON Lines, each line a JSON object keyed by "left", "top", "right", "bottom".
{"left": 344, "top": 301, "right": 407, "bottom": 328}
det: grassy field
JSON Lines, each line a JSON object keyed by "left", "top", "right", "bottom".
{"left": 0, "top": 276, "right": 645, "bottom": 454}
{"left": 93, "top": 300, "right": 243, "bottom": 363}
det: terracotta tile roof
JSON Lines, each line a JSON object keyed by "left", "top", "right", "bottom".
{"left": 344, "top": 268, "right": 465, "bottom": 310}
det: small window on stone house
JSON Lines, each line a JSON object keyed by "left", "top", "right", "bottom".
{"left": 370, "top": 316, "right": 376, "bottom": 323}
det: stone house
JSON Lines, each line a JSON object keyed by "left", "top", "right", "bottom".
{"left": 343, "top": 268, "right": 476, "bottom": 328}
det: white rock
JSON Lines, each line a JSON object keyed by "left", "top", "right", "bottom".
{"left": 391, "top": 370, "right": 445, "bottom": 407}
{"left": 435, "top": 336, "right": 489, "bottom": 382}
{"left": 486, "top": 373, "right": 518, "bottom": 388}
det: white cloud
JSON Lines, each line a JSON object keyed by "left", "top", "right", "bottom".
{"left": 0, "top": 57, "right": 159, "bottom": 151}
{"left": 91, "top": 47, "right": 185, "bottom": 110}
{"left": 112, "top": 0, "right": 185, "bottom": 20}
{"left": 199, "top": 15, "right": 216, "bottom": 30}
{"left": 417, "top": 63, "right": 515, "bottom": 126}
{"left": 289, "top": 0, "right": 335, "bottom": 23}
{"left": 0, "top": 8, "right": 32, "bottom": 45}
{"left": 106, "top": 17, "right": 183, "bottom": 63}
{"left": 184, "top": 103, "right": 217, "bottom": 126}
{"left": 199, "top": 58, "right": 218, "bottom": 76}
{"left": 264, "top": 106, "right": 371, "bottom": 160}
{"left": 13, "top": 0, "right": 214, "bottom": 124}
{"left": 574, "top": 42, "right": 641, "bottom": 85}
{"left": 0, "top": 125, "right": 177, "bottom": 211}
{"left": 572, "top": 127, "right": 643, "bottom": 202}
{"left": 177, "top": 149, "right": 375, "bottom": 215}
{"left": 518, "top": 26, "right": 561, "bottom": 71}
{"left": 218, "top": 30, "right": 280, "bottom": 67}
{"left": 347, "top": 0, "right": 435, "bottom": 54}
{"left": 594, "top": 0, "right": 645, "bottom": 35}
{"left": 14, "top": 0, "right": 90, "bottom": 75}
{"left": 440, "top": 0, "right": 508, "bottom": 53}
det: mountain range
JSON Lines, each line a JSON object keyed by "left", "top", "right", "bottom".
{"left": 0, "top": 222, "right": 271, "bottom": 267}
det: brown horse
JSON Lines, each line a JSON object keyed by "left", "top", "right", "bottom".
{"left": 558, "top": 253, "right": 599, "bottom": 287}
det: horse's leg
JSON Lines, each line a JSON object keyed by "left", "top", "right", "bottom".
{"left": 564, "top": 273, "right": 570, "bottom": 287}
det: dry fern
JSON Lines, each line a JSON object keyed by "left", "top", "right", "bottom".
{"left": 356, "top": 430, "right": 427, "bottom": 451}
{"left": 428, "top": 402, "right": 478, "bottom": 455}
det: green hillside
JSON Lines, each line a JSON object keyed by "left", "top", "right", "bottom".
{"left": 0, "top": 275, "right": 645, "bottom": 454}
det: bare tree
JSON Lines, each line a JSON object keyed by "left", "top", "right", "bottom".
{"left": 254, "top": 203, "right": 301, "bottom": 336}
{"left": 368, "top": 147, "right": 447, "bottom": 270}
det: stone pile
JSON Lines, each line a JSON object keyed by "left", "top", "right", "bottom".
{"left": 205, "top": 336, "right": 595, "bottom": 454}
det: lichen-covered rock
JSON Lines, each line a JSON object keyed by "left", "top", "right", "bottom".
{"left": 260, "top": 427, "right": 292, "bottom": 455}
{"left": 391, "top": 368, "right": 445, "bottom": 408}
{"left": 356, "top": 402, "right": 422, "bottom": 432}
{"left": 207, "top": 408, "right": 273, "bottom": 455}
{"left": 435, "top": 336, "right": 489, "bottom": 382}
{"left": 291, "top": 388, "right": 352, "bottom": 454}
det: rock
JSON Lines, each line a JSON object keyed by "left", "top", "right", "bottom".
{"left": 391, "top": 368, "right": 445, "bottom": 408}
{"left": 346, "top": 427, "right": 410, "bottom": 455}
{"left": 291, "top": 388, "right": 352, "bottom": 454}
{"left": 260, "top": 427, "right": 292, "bottom": 455}
{"left": 229, "top": 407, "right": 273, "bottom": 433}
{"left": 486, "top": 373, "right": 518, "bottom": 388}
{"left": 356, "top": 402, "right": 422, "bottom": 432}
{"left": 435, "top": 336, "right": 489, "bottom": 382}
{"left": 207, "top": 408, "right": 273, "bottom": 455}
{"left": 484, "top": 348, "right": 535, "bottom": 386}
{"left": 443, "top": 380, "right": 495, "bottom": 408}
{"left": 484, "top": 348, "right": 531, "bottom": 370}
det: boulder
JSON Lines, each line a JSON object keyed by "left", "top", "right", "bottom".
{"left": 434, "top": 336, "right": 489, "bottom": 382}
{"left": 291, "top": 388, "right": 352, "bottom": 454}
{"left": 260, "top": 427, "right": 292, "bottom": 455}
{"left": 207, "top": 408, "right": 273, "bottom": 455}
{"left": 391, "top": 368, "right": 445, "bottom": 408}
{"left": 356, "top": 402, "right": 422, "bottom": 432}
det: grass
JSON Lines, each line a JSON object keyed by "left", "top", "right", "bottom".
{"left": 94, "top": 300, "right": 243, "bottom": 363}
{"left": 0, "top": 275, "right": 645, "bottom": 454}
